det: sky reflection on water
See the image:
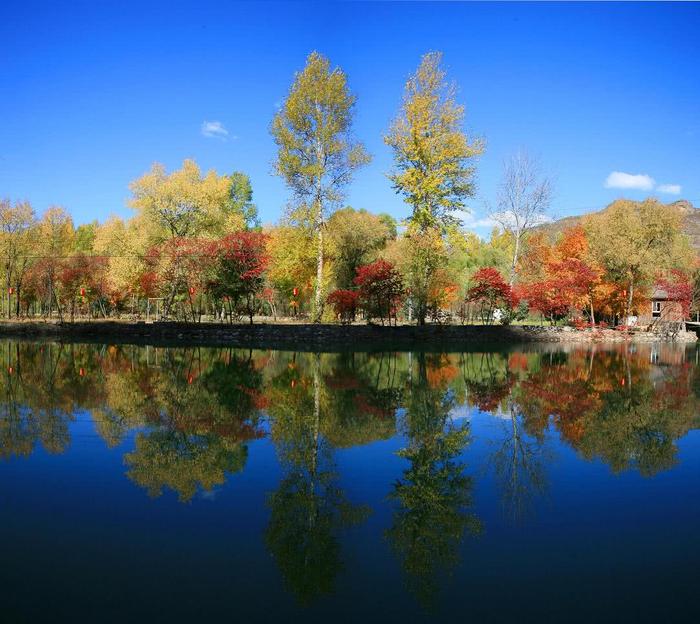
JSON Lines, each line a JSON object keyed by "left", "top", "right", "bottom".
{"left": 0, "top": 341, "right": 697, "bottom": 623}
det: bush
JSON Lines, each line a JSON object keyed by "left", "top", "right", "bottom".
{"left": 327, "top": 289, "right": 359, "bottom": 324}
{"left": 466, "top": 268, "right": 517, "bottom": 325}
{"left": 499, "top": 300, "right": 529, "bottom": 325}
{"left": 354, "top": 259, "right": 405, "bottom": 325}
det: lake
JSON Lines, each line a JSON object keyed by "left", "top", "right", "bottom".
{"left": 0, "top": 340, "right": 697, "bottom": 623}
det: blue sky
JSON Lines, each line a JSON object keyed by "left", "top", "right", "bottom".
{"left": 1, "top": 1, "right": 698, "bottom": 234}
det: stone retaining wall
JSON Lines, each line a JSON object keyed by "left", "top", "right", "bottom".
{"left": 0, "top": 321, "right": 695, "bottom": 350}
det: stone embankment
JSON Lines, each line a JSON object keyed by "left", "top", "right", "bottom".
{"left": 0, "top": 321, "right": 695, "bottom": 350}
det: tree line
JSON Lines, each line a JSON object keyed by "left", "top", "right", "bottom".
{"left": 1, "top": 51, "right": 696, "bottom": 325}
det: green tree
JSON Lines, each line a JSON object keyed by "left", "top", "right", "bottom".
{"left": 271, "top": 52, "right": 370, "bottom": 322}
{"left": 327, "top": 207, "right": 393, "bottom": 289}
{"left": 74, "top": 221, "right": 98, "bottom": 253}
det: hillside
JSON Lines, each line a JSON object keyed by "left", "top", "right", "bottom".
{"left": 539, "top": 200, "right": 700, "bottom": 249}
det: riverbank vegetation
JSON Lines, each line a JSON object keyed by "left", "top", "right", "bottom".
{"left": 1, "top": 52, "right": 697, "bottom": 327}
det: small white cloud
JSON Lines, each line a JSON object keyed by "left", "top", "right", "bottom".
{"left": 488, "top": 211, "right": 551, "bottom": 230}
{"left": 604, "top": 171, "right": 655, "bottom": 191}
{"left": 656, "top": 183, "right": 681, "bottom": 195}
{"left": 201, "top": 120, "right": 229, "bottom": 140}
{"left": 456, "top": 211, "right": 499, "bottom": 229}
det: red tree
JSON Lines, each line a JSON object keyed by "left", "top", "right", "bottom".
{"left": 327, "top": 289, "right": 359, "bottom": 324}
{"left": 466, "top": 267, "right": 515, "bottom": 324}
{"left": 142, "top": 238, "right": 213, "bottom": 321}
{"left": 353, "top": 259, "right": 404, "bottom": 325}
{"left": 208, "top": 231, "right": 270, "bottom": 324}
{"left": 518, "top": 280, "right": 569, "bottom": 324}
{"left": 657, "top": 269, "right": 692, "bottom": 319}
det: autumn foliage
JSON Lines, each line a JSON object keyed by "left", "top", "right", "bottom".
{"left": 657, "top": 269, "right": 692, "bottom": 318}
{"left": 207, "top": 231, "right": 269, "bottom": 324}
{"left": 466, "top": 267, "right": 514, "bottom": 324}
{"left": 327, "top": 289, "right": 359, "bottom": 324}
{"left": 353, "top": 259, "right": 405, "bottom": 325}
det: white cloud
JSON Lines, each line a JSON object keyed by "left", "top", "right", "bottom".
{"left": 488, "top": 211, "right": 552, "bottom": 229}
{"left": 604, "top": 171, "right": 655, "bottom": 191}
{"left": 201, "top": 120, "right": 229, "bottom": 140}
{"left": 656, "top": 183, "right": 682, "bottom": 195}
{"left": 456, "top": 210, "right": 499, "bottom": 229}
{"left": 456, "top": 210, "right": 553, "bottom": 233}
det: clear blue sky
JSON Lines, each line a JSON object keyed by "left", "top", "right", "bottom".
{"left": 1, "top": 1, "right": 698, "bottom": 234}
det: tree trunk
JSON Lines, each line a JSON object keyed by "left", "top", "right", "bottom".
{"left": 590, "top": 299, "right": 595, "bottom": 325}
{"left": 626, "top": 277, "right": 634, "bottom": 322}
{"left": 509, "top": 233, "right": 521, "bottom": 287}
{"left": 313, "top": 221, "right": 324, "bottom": 323}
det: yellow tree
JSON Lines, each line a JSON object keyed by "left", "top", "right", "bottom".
{"left": 385, "top": 52, "right": 483, "bottom": 323}
{"left": 94, "top": 215, "right": 150, "bottom": 310}
{"left": 36, "top": 206, "right": 74, "bottom": 318}
{"left": 327, "top": 207, "right": 395, "bottom": 289}
{"left": 129, "top": 159, "right": 256, "bottom": 243}
{"left": 0, "top": 199, "right": 37, "bottom": 317}
{"left": 271, "top": 52, "right": 370, "bottom": 322}
{"left": 266, "top": 224, "right": 318, "bottom": 314}
{"left": 585, "top": 199, "right": 692, "bottom": 320}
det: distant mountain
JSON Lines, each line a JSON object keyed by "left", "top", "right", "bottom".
{"left": 538, "top": 199, "right": 700, "bottom": 249}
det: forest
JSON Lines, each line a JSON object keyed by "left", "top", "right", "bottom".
{"left": 0, "top": 52, "right": 696, "bottom": 327}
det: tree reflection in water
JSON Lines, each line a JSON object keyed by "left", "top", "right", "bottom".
{"left": 387, "top": 353, "right": 481, "bottom": 607}
{"left": 460, "top": 351, "right": 549, "bottom": 521}
{"left": 0, "top": 340, "right": 698, "bottom": 605}
{"left": 265, "top": 353, "right": 371, "bottom": 605}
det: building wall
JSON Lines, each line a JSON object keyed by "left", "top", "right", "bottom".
{"left": 637, "top": 300, "right": 685, "bottom": 325}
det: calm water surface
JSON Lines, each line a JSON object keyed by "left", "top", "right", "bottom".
{"left": 0, "top": 341, "right": 698, "bottom": 623}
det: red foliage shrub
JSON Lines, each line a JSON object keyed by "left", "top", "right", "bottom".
{"left": 466, "top": 267, "right": 515, "bottom": 324}
{"left": 327, "top": 289, "right": 359, "bottom": 324}
{"left": 657, "top": 269, "right": 692, "bottom": 318}
{"left": 353, "top": 259, "right": 404, "bottom": 325}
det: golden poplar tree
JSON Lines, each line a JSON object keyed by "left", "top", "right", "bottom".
{"left": 385, "top": 52, "right": 483, "bottom": 324}
{"left": 271, "top": 52, "right": 370, "bottom": 322}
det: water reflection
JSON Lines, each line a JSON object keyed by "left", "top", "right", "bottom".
{"left": 387, "top": 353, "right": 481, "bottom": 606}
{"left": 266, "top": 354, "right": 370, "bottom": 604}
{"left": 0, "top": 340, "right": 698, "bottom": 611}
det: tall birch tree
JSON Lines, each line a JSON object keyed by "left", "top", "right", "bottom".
{"left": 271, "top": 52, "right": 370, "bottom": 322}
{"left": 490, "top": 151, "right": 553, "bottom": 286}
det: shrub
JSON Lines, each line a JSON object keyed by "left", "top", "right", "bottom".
{"left": 327, "top": 289, "right": 359, "bottom": 324}
{"left": 466, "top": 268, "right": 516, "bottom": 325}
{"left": 354, "top": 259, "right": 405, "bottom": 325}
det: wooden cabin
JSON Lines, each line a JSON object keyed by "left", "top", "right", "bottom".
{"left": 636, "top": 287, "right": 686, "bottom": 325}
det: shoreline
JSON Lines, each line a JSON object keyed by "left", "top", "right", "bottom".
{"left": 0, "top": 321, "right": 695, "bottom": 350}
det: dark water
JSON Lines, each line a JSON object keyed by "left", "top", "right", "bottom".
{"left": 0, "top": 341, "right": 698, "bottom": 623}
